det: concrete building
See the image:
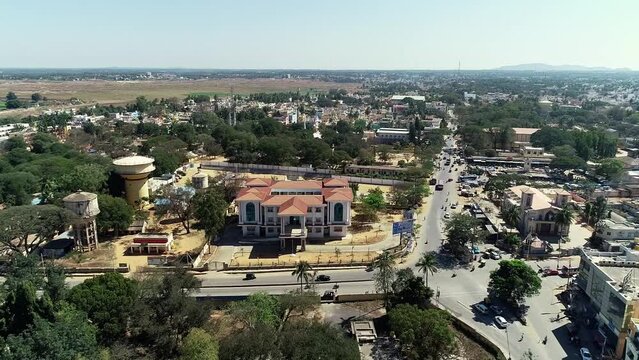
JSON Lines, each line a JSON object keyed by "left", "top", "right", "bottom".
{"left": 345, "top": 164, "right": 408, "bottom": 178}
{"left": 625, "top": 319, "right": 639, "bottom": 360}
{"left": 375, "top": 128, "right": 410, "bottom": 144}
{"left": 502, "top": 185, "right": 571, "bottom": 236}
{"left": 576, "top": 247, "right": 639, "bottom": 358}
{"left": 113, "top": 156, "right": 156, "bottom": 205}
{"left": 128, "top": 233, "right": 173, "bottom": 254}
{"left": 512, "top": 127, "right": 540, "bottom": 149}
{"left": 62, "top": 191, "right": 100, "bottom": 251}
{"left": 595, "top": 219, "right": 639, "bottom": 243}
{"left": 235, "top": 178, "right": 353, "bottom": 251}
{"left": 521, "top": 146, "right": 545, "bottom": 157}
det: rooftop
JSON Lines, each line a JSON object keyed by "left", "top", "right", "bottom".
{"left": 62, "top": 190, "right": 97, "bottom": 202}
{"left": 512, "top": 127, "right": 540, "bottom": 135}
{"left": 113, "top": 155, "right": 155, "bottom": 166}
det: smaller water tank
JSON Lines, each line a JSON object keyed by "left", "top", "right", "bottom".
{"left": 63, "top": 191, "right": 100, "bottom": 218}
{"left": 192, "top": 173, "right": 209, "bottom": 189}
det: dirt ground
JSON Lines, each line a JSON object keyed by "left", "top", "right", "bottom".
{"left": 57, "top": 219, "right": 208, "bottom": 272}
{"left": 0, "top": 78, "right": 360, "bottom": 104}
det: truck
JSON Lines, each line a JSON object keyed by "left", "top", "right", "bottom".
{"left": 435, "top": 184, "right": 444, "bottom": 191}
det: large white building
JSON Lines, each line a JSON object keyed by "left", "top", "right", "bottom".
{"left": 595, "top": 219, "right": 639, "bottom": 243}
{"left": 501, "top": 185, "right": 571, "bottom": 236}
{"left": 236, "top": 178, "right": 353, "bottom": 251}
{"left": 577, "top": 247, "right": 639, "bottom": 358}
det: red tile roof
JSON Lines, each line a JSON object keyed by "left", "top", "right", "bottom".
{"left": 237, "top": 178, "right": 352, "bottom": 204}
{"left": 278, "top": 197, "right": 309, "bottom": 216}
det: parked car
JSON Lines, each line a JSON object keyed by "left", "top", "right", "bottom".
{"left": 494, "top": 316, "right": 508, "bottom": 329}
{"left": 316, "top": 274, "right": 331, "bottom": 282}
{"left": 490, "top": 251, "right": 502, "bottom": 260}
{"left": 490, "top": 305, "right": 503, "bottom": 315}
{"left": 478, "top": 258, "right": 486, "bottom": 267}
{"left": 451, "top": 204, "right": 457, "bottom": 209}
{"left": 473, "top": 303, "right": 489, "bottom": 314}
{"left": 580, "top": 348, "right": 592, "bottom": 360}
{"left": 443, "top": 213, "right": 450, "bottom": 219}
{"left": 471, "top": 245, "right": 480, "bottom": 254}
{"left": 543, "top": 268, "right": 559, "bottom": 277}
{"left": 244, "top": 273, "right": 256, "bottom": 280}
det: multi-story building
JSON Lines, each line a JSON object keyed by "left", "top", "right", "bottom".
{"left": 512, "top": 127, "right": 540, "bottom": 149}
{"left": 577, "top": 247, "right": 639, "bottom": 359}
{"left": 375, "top": 128, "right": 410, "bottom": 144}
{"left": 501, "top": 185, "right": 571, "bottom": 236}
{"left": 236, "top": 178, "right": 353, "bottom": 251}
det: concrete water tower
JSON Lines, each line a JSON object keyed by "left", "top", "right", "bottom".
{"left": 63, "top": 191, "right": 100, "bottom": 251}
{"left": 113, "top": 155, "right": 155, "bottom": 205}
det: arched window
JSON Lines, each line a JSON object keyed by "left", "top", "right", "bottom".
{"left": 334, "top": 203, "right": 344, "bottom": 222}
{"left": 246, "top": 203, "right": 256, "bottom": 222}
{"left": 544, "top": 211, "right": 554, "bottom": 221}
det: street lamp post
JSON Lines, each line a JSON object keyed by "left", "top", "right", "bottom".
{"left": 505, "top": 324, "right": 511, "bottom": 360}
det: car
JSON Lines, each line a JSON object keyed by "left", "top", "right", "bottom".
{"left": 365, "top": 265, "right": 374, "bottom": 272}
{"left": 443, "top": 213, "right": 450, "bottom": 219}
{"left": 446, "top": 178, "right": 453, "bottom": 182}
{"left": 543, "top": 268, "right": 559, "bottom": 277}
{"left": 478, "top": 258, "right": 486, "bottom": 267}
{"left": 435, "top": 184, "right": 444, "bottom": 191}
{"left": 494, "top": 316, "right": 508, "bottom": 328}
{"left": 316, "top": 274, "right": 331, "bottom": 282}
{"left": 451, "top": 204, "right": 457, "bottom": 209}
{"left": 244, "top": 273, "right": 256, "bottom": 280}
{"left": 490, "top": 252, "right": 502, "bottom": 260}
{"left": 580, "top": 348, "right": 592, "bottom": 360}
{"left": 473, "top": 303, "right": 489, "bottom": 314}
{"left": 471, "top": 245, "right": 480, "bottom": 254}
{"left": 489, "top": 305, "right": 503, "bottom": 315}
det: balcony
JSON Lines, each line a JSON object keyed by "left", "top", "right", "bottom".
{"left": 279, "top": 225, "right": 307, "bottom": 238}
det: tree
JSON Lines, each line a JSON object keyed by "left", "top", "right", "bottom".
{"left": 444, "top": 213, "right": 486, "bottom": 260}
{"left": 292, "top": 261, "right": 313, "bottom": 292}
{"left": 595, "top": 158, "right": 624, "bottom": 181}
{"left": 31, "top": 93, "right": 43, "bottom": 102}
{"left": 3, "top": 136, "right": 27, "bottom": 151}
{"left": 377, "top": 145, "right": 392, "bottom": 162}
{"left": 502, "top": 233, "right": 522, "bottom": 252}
{"left": 415, "top": 252, "right": 438, "bottom": 287}
{"left": 227, "top": 292, "right": 282, "bottom": 330}
{"left": 192, "top": 187, "right": 228, "bottom": 242}
{"left": 585, "top": 196, "right": 608, "bottom": 225}
{"left": 554, "top": 206, "right": 574, "bottom": 244}
{"left": 388, "top": 304, "right": 456, "bottom": 360}
{"left": 488, "top": 260, "right": 541, "bottom": 306}
{"left": 219, "top": 324, "right": 281, "bottom": 360}
{"left": 130, "top": 269, "right": 211, "bottom": 356}
{"left": 0, "top": 205, "right": 74, "bottom": 255}
{"left": 179, "top": 328, "right": 219, "bottom": 360}
{"left": 53, "top": 163, "right": 109, "bottom": 197}
{"left": 278, "top": 320, "right": 360, "bottom": 360}
{"left": 66, "top": 272, "right": 138, "bottom": 343}
{"left": 3, "top": 305, "right": 98, "bottom": 360}
{"left": 0, "top": 172, "right": 40, "bottom": 206}
{"left": 361, "top": 187, "right": 386, "bottom": 212}
{"left": 96, "top": 195, "right": 134, "bottom": 236}
{"left": 390, "top": 269, "right": 433, "bottom": 309}
{"left": 372, "top": 251, "right": 396, "bottom": 307}
{"left": 6, "top": 92, "right": 17, "bottom": 101}
{"left": 155, "top": 186, "right": 196, "bottom": 233}
{"left": 501, "top": 206, "right": 521, "bottom": 229}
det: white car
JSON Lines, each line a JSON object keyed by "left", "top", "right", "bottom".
{"left": 494, "top": 316, "right": 508, "bottom": 328}
{"left": 580, "top": 348, "right": 592, "bottom": 360}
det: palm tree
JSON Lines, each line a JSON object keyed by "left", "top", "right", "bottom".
{"left": 555, "top": 206, "right": 574, "bottom": 250}
{"left": 501, "top": 206, "right": 521, "bottom": 229}
{"left": 372, "top": 251, "right": 396, "bottom": 308}
{"left": 292, "top": 261, "right": 313, "bottom": 293}
{"left": 415, "top": 252, "right": 438, "bottom": 287}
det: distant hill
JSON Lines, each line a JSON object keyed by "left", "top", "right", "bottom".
{"left": 496, "top": 63, "right": 632, "bottom": 72}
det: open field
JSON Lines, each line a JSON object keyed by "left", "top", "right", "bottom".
{"left": 0, "top": 78, "right": 361, "bottom": 104}
{"left": 0, "top": 101, "right": 5, "bottom": 110}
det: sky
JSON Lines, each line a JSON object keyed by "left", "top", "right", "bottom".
{"left": 0, "top": 0, "right": 637, "bottom": 70}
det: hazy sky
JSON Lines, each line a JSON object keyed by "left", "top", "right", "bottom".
{"left": 1, "top": 0, "right": 636, "bottom": 70}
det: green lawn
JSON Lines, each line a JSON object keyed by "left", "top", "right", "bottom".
{"left": 0, "top": 101, "right": 6, "bottom": 110}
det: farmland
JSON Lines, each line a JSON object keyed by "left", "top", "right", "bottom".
{"left": 0, "top": 78, "right": 361, "bottom": 105}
